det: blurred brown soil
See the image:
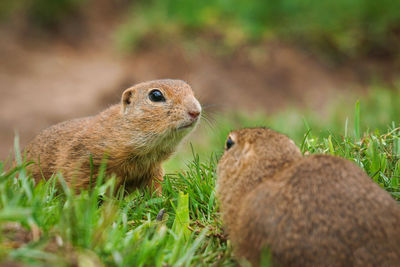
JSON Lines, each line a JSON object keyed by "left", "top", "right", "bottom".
{"left": 0, "top": 16, "right": 370, "bottom": 160}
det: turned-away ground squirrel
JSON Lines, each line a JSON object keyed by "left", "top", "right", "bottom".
{"left": 217, "top": 127, "right": 400, "bottom": 267}
{"left": 24, "top": 79, "right": 201, "bottom": 193}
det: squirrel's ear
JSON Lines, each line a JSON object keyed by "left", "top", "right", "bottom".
{"left": 121, "top": 88, "right": 135, "bottom": 113}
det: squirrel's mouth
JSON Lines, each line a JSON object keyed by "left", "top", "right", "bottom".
{"left": 178, "top": 121, "right": 196, "bottom": 130}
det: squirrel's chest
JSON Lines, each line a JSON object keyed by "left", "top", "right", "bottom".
{"left": 104, "top": 149, "right": 163, "bottom": 188}
{"left": 111, "top": 159, "right": 155, "bottom": 184}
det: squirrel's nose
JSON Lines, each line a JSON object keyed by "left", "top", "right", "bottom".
{"left": 188, "top": 110, "right": 200, "bottom": 120}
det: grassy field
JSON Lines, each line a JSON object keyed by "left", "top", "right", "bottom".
{"left": 1, "top": 86, "right": 400, "bottom": 266}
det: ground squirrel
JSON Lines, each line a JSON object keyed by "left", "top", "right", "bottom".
{"left": 217, "top": 127, "right": 400, "bottom": 266}
{"left": 24, "top": 79, "right": 201, "bottom": 192}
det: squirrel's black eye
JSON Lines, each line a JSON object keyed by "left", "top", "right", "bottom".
{"left": 226, "top": 137, "right": 234, "bottom": 150}
{"left": 149, "top": 89, "right": 166, "bottom": 102}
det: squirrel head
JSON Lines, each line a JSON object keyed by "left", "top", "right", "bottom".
{"left": 120, "top": 79, "right": 201, "bottom": 155}
{"left": 217, "top": 128, "right": 302, "bottom": 206}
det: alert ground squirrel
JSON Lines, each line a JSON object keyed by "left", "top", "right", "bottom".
{"left": 24, "top": 79, "right": 201, "bottom": 192}
{"left": 217, "top": 127, "right": 400, "bottom": 266}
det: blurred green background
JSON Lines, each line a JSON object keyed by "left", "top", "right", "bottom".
{"left": 2, "top": 0, "right": 400, "bottom": 60}
{"left": 0, "top": 0, "right": 399, "bottom": 171}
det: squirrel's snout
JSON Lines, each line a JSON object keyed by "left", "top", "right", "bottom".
{"left": 188, "top": 110, "right": 200, "bottom": 120}
{"left": 185, "top": 96, "right": 201, "bottom": 121}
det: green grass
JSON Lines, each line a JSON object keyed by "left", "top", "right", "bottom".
{"left": 1, "top": 87, "right": 400, "bottom": 266}
{"left": 1, "top": 153, "right": 232, "bottom": 266}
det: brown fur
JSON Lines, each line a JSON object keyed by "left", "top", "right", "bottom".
{"left": 24, "top": 79, "right": 201, "bottom": 192}
{"left": 217, "top": 127, "right": 400, "bottom": 266}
